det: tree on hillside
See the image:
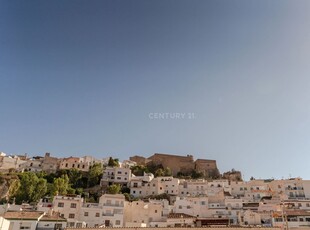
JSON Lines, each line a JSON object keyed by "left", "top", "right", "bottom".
{"left": 164, "top": 167, "right": 172, "bottom": 176}
{"left": 53, "top": 174, "right": 70, "bottom": 195}
{"left": 155, "top": 168, "right": 164, "bottom": 177}
{"left": 88, "top": 163, "right": 104, "bottom": 187}
{"left": 130, "top": 165, "right": 148, "bottom": 176}
{"left": 66, "top": 168, "right": 83, "bottom": 188}
{"left": 108, "top": 157, "right": 119, "bottom": 167}
{"left": 107, "top": 184, "right": 121, "bottom": 194}
{"left": 15, "top": 172, "right": 47, "bottom": 204}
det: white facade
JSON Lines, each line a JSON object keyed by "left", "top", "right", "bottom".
{"left": 102, "top": 167, "right": 132, "bottom": 186}
{"left": 174, "top": 196, "right": 209, "bottom": 218}
{"left": 178, "top": 179, "right": 208, "bottom": 197}
{"left": 0, "top": 216, "right": 10, "bottom": 230}
{"left": 98, "top": 194, "right": 125, "bottom": 227}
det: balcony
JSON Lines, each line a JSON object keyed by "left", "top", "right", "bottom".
{"left": 103, "top": 203, "right": 124, "bottom": 207}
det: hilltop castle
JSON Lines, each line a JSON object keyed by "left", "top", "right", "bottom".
{"left": 130, "top": 153, "right": 219, "bottom": 178}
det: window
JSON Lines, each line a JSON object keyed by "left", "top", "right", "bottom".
{"left": 117, "top": 177, "right": 121, "bottom": 180}
{"left": 72, "top": 164, "right": 75, "bottom": 168}
{"left": 84, "top": 212, "right": 88, "bottom": 216}
{"left": 115, "top": 220, "right": 121, "bottom": 225}
{"left": 70, "top": 203, "right": 77, "bottom": 208}
{"left": 69, "top": 213, "right": 75, "bottom": 218}
{"left": 118, "top": 171, "right": 122, "bottom": 174}
{"left": 96, "top": 213, "right": 100, "bottom": 217}
{"left": 133, "top": 190, "right": 136, "bottom": 194}
{"left": 65, "top": 163, "right": 68, "bottom": 167}
{"left": 58, "top": 202, "right": 64, "bottom": 207}
{"left": 155, "top": 210, "right": 158, "bottom": 213}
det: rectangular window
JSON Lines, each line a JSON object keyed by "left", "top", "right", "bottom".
{"left": 96, "top": 213, "right": 100, "bottom": 217}
{"left": 69, "top": 214, "right": 75, "bottom": 218}
{"left": 58, "top": 202, "right": 64, "bottom": 207}
{"left": 70, "top": 203, "right": 77, "bottom": 208}
{"left": 115, "top": 220, "right": 121, "bottom": 225}
{"left": 84, "top": 212, "right": 88, "bottom": 216}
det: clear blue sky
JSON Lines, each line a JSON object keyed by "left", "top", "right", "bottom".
{"left": 1, "top": 0, "right": 310, "bottom": 180}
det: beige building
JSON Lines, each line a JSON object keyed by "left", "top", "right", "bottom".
{"left": 59, "top": 156, "right": 101, "bottom": 172}
{"left": 0, "top": 155, "right": 27, "bottom": 172}
{"left": 178, "top": 179, "right": 208, "bottom": 197}
{"left": 124, "top": 199, "right": 169, "bottom": 227}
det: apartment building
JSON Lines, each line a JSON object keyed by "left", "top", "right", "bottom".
{"left": 124, "top": 199, "right": 169, "bottom": 227}
{"left": 130, "top": 173, "right": 154, "bottom": 198}
{"left": 179, "top": 179, "right": 208, "bottom": 197}
{"left": 98, "top": 194, "right": 125, "bottom": 227}
{"left": 174, "top": 196, "right": 209, "bottom": 218}
{"left": 101, "top": 166, "right": 132, "bottom": 187}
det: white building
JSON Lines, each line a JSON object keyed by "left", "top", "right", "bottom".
{"left": 3, "top": 211, "right": 44, "bottom": 230}
{"left": 0, "top": 216, "right": 10, "bottom": 230}
{"left": 174, "top": 196, "right": 209, "bottom": 218}
{"left": 130, "top": 173, "right": 154, "bottom": 198}
{"left": 98, "top": 194, "right": 125, "bottom": 227}
{"left": 36, "top": 212, "right": 67, "bottom": 230}
{"left": 178, "top": 179, "right": 208, "bottom": 197}
{"left": 101, "top": 166, "right": 132, "bottom": 187}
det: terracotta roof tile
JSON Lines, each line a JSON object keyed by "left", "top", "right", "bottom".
{"left": 3, "top": 211, "right": 44, "bottom": 220}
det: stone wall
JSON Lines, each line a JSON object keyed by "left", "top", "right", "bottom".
{"left": 148, "top": 153, "right": 195, "bottom": 176}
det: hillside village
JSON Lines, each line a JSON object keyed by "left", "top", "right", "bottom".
{"left": 1, "top": 151, "right": 310, "bottom": 230}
